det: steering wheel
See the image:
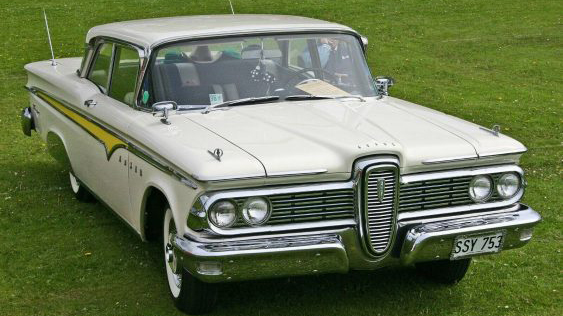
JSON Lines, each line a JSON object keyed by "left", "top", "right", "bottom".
{"left": 283, "top": 67, "right": 337, "bottom": 91}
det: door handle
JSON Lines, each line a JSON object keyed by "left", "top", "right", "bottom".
{"left": 84, "top": 99, "right": 97, "bottom": 108}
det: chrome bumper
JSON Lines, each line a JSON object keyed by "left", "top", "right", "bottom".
{"left": 174, "top": 204, "right": 540, "bottom": 283}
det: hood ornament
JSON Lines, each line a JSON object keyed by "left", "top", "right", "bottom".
{"left": 208, "top": 148, "right": 223, "bottom": 161}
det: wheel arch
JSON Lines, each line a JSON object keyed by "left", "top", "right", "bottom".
{"left": 46, "top": 130, "right": 72, "bottom": 172}
{"left": 141, "top": 184, "right": 172, "bottom": 242}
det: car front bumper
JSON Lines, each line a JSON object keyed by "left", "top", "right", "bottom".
{"left": 173, "top": 204, "right": 540, "bottom": 283}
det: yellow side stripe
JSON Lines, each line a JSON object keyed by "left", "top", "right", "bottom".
{"left": 37, "top": 91, "right": 127, "bottom": 160}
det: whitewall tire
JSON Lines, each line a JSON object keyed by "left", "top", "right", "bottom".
{"left": 162, "top": 207, "right": 217, "bottom": 314}
{"left": 69, "top": 171, "right": 95, "bottom": 202}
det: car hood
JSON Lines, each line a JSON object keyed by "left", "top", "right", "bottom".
{"left": 184, "top": 96, "right": 526, "bottom": 178}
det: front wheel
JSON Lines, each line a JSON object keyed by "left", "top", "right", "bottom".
{"left": 163, "top": 208, "right": 217, "bottom": 314}
{"left": 416, "top": 258, "right": 472, "bottom": 284}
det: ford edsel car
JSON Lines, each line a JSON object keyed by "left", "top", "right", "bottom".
{"left": 22, "top": 15, "right": 541, "bottom": 314}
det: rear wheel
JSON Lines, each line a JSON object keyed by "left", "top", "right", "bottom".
{"left": 69, "top": 171, "right": 95, "bottom": 202}
{"left": 163, "top": 207, "right": 217, "bottom": 314}
{"left": 416, "top": 258, "right": 472, "bottom": 284}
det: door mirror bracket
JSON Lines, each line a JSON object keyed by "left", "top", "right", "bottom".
{"left": 152, "top": 101, "right": 177, "bottom": 125}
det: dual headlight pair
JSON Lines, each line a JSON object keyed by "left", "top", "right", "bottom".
{"left": 469, "top": 172, "right": 522, "bottom": 203}
{"left": 208, "top": 197, "right": 272, "bottom": 228}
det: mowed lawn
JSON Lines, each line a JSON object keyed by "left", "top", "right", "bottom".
{"left": 0, "top": 0, "right": 561, "bottom": 315}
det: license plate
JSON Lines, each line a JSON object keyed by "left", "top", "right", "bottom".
{"left": 451, "top": 231, "right": 505, "bottom": 260}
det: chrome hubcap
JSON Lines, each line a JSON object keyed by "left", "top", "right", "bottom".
{"left": 164, "top": 208, "right": 182, "bottom": 295}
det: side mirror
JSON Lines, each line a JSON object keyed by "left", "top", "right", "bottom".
{"left": 152, "top": 101, "right": 177, "bottom": 125}
{"left": 360, "top": 36, "right": 368, "bottom": 53}
{"left": 375, "top": 76, "right": 394, "bottom": 97}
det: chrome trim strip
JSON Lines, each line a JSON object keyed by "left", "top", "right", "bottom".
{"left": 422, "top": 150, "right": 527, "bottom": 165}
{"left": 422, "top": 155, "right": 477, "bottom": 165}
{"left": 398, "top": 204, "right": 521, "bottom": 225}
{"left": 25, "top": 86, "right": 199, "bottom": 189}
{"left": 202, "top": 181, "right": 354, "bottom": 209}
{"left": 267, "top": 169, "right": 328, "bottom": 177}
{"left": 478, "top": 149, "right": 527, "bottom": 158}
{"left": 400, "top": 164, "right": 523, "bottom": 184}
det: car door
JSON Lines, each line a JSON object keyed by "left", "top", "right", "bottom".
{"left": 82, "top": 41, "right": 143, "bottom": 224}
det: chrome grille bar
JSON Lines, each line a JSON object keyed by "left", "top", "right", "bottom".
{"left": 362, "top": 164, "right": 399, "bottom": 255}
{"left": 233, "top": 188, "right": 355, "bottom": 226}
{"left": 399, "top": 174, "right": 502, "bottom": 212}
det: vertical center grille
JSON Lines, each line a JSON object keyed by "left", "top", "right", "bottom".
{"left": 363, "top": 164, "right": 398, "bottom": 255}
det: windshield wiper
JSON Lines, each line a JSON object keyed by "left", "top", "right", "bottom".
{"left": 284, "top": 95, "right": 366, "bottom": 102}
{"left": 202, "top": 96, "right": 280, "bottom": 114}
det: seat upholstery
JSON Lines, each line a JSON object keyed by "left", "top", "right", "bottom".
{"left": 151, "top": 58, "right": 281, "bottom": 105}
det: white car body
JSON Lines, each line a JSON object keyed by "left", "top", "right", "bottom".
{"left": 21, "top": 14, "right": 540, "bottom": 313}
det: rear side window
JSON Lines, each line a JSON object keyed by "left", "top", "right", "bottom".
{"left": 109, "top": 46, "right": 140, "bottom": 106}
{"left": 87, "top": 43, "right": 113, "bottom": 93}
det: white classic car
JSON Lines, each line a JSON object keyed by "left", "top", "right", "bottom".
{"left": 22, "top": 15, "right": 540, "bottom": 314}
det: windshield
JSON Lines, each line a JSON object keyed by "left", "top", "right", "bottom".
{"left": 140, "top": 33, "right": 376, "bottom": 109}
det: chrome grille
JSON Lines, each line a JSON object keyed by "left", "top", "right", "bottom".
{"left": 399, "top": 174, "right": 503, "bottom": 212}
{"left": 233, "top": 188, "right": 355, "bottom": 226}
{"left": 363, "top": 165, "right": 398, "bottom": 254}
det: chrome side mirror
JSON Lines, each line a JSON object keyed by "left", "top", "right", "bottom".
{"left": 360, "top": 36, "right": 368, "bottom": 53}
{"left": 152, "top": 101, "right": 177, "bottom": 125}
{"left": 375, "top": 76, "right": 395, "bottom": 98}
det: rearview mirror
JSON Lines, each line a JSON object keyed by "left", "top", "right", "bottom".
{"left": 152, "top": 101, "right": 177, "bottom": 125}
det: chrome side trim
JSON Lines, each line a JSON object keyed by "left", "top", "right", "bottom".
{"left": 25, "top": 86, "right": 199, "bottom": 189}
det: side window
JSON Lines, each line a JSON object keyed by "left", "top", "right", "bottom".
{"left": 87, "top": 43, "right": 113, "bottom": 93}
{"left": 109, "top": 46, "right": 140, "bottom": 106}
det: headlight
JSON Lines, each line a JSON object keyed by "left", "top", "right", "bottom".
{"left": 497, "top": 172, "right": 521, "bottom": 199}
{"left": 469, "top": 175, "right": 493, "bottom": 202}
{"left": 241, "top": 197, "right": 271, "bottom": 226}
{"left": 208, "top": 200, "right": 237, "bottom": 228}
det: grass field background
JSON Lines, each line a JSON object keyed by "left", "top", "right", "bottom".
{"left": 1, "top": 0, "right": 561, "bottom": 315}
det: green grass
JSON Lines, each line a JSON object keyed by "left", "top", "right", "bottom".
{"left": 1, "top": 0, "right": 561, "bottom": 315}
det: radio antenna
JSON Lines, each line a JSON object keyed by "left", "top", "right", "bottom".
{"left": 228, "top": 0, "right": 235, "bottom": 14}
{"left": 42, "top": 9, "right": 56, "bottom": 66}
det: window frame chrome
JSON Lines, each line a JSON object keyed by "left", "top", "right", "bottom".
{"left": 81, "top": 36, "right": 147, "bottom": 109}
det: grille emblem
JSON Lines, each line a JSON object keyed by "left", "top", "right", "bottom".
{"left": 377, "top": 178, "right": 385, "bottom": 202}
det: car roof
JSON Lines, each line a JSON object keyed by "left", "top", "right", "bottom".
{"left": 86, "top": 14, "right": 357, "bottom": 49}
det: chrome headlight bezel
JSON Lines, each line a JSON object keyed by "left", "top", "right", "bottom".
{"left": 496, "top": 172, "right": 521, "bottom": 199}
{"left": 241, "top": 197, "right": 272, "bottom": 226}
{"left": 208, "top": 199, "right": 238, "bottom": 228}
{"left": 468, "top": 174, "right": 493, "bottom": 203}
